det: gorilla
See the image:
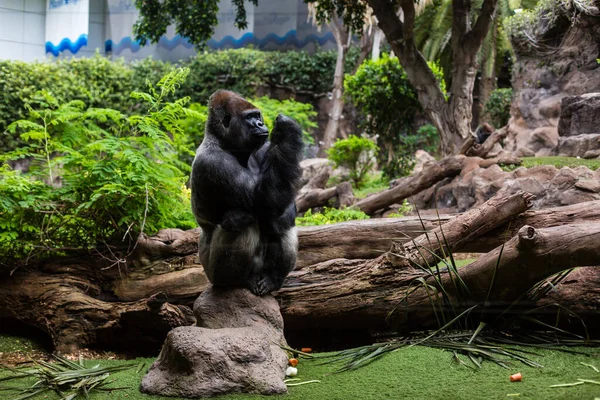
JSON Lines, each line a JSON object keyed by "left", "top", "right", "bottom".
{"left": 190, "top": 90, "right": 304, "bottom": 296}
{"left": 474, "top": 122, "right": 494, "bottom": 144}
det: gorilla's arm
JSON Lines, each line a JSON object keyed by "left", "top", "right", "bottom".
{"left": 253, "top": 115, "right": 304, "bottom": 218}
{"left": 191, "top": 140, "right": 259, "bottom": 230}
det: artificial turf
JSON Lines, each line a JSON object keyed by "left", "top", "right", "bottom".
{"left": 1, "top": 339, "right": 599, "bottom": 400}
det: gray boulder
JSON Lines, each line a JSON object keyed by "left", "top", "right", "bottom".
{"left": 558, "top": 93, "right": 600, "bottom": 136}
{"left": 555, "top": 134, "right": 600, "bottom": 157}
{"left": 141, "top": 287, "right": 289, "bottom": 398}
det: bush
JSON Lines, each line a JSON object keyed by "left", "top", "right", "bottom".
{"left": 344, "top": 54, "right": 445, "bottom": 179}
{"left": 0, "top": 49, "right": 361, "bottom": 154}
{"left": 0, "top": 69, "right": 197, "bottom": 267}
{"left": 296, "top": 207, "right": 369, "bottom": 226}
{"left": 327, "top": 135, "right": 379, "bottom": 188}
{"left": 181, "top": 49, "right": 268, "bottom": 104}
{"left": 484, "top": 88, "right": 513, "bottom": 128}
{"left": 263, "top": 46, "right": 361, "bottom": 94}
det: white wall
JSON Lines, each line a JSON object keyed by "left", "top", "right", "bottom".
{"left": 0, "top": 0, "right": 46, "bottom": 61}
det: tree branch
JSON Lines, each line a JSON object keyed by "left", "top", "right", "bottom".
{"left": 466, "top": 0, "right": 499, "bottom": 53}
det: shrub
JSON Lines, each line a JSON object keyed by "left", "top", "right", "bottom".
{"left": 1, "top": 49, "right": 360, "bottom": 154}
{"left": 296, "top": 207, "right": 369, "bottom": 226}
{"left": 327, "top": 135, "right": 379, "bottom": 188}
{"left": 484, "top": 88, "right": 513, "bottom": 128}
{"left": 0, "top": 69, "right": 197, "bottom": 267}
{"left": 344, "top": 54, "right": 445, "bottom": 179}
{"left": 263, "top": 46, "right": 361, "bottom": 94}
{"left": 251, "top": 97, "right": 317, "bottom": 144}
{"left": 181, "top": 49, "right": 268, "bottom": 104}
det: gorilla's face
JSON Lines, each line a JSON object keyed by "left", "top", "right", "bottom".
{"left": 208, "top": 90, "right": 269, "bottom": 152}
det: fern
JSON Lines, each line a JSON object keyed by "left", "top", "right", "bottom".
{"left": 0, "top": 68, "right": 196, "bottom": 269}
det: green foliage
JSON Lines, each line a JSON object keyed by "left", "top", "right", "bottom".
{"left": 484, "top": 88, "right": 513, "bottom": 128}
{"left": 1, "top": 50, "right": 356, "bottom": 153}
{"left": 416, "top": 124, "right": 441, "bottom": 155}
{"left": 251, "top": 97, "right": 317, "bottom": 145}
{"left": 344, "top": 54, "right": 445, "bottom": 179}
{"left": 505, "top": 0, "right": 593, "bottom": 52}
{"left": 133, "top": 0, "right": 257, "bottom": 50}
{"left": 386, "top": 199, "right": 413, "bottom": 218}
{"left": 353, "top": 171, "right": 389, "bottom": 199}
{"left": 0, "top": 55, "right": 138, "bottom": 151}
{"left": 0, "top": 69, "right": 197, "bottom": 267}
{"left": 295, "top": 207, "right": 369, "bottom": 226}
{"left": 181, "top": 49, "right": 268, "bottom": 103}
{"left": 327, "top": 135, "right": 379, "bottom": 188}
{"left": 501, "top": 156, "right": 600, "bottom": 172}
{"left": 263, "top": 46, "right": 360, "bottom": 94}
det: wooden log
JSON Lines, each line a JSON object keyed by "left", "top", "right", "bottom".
{"left": 387, "top": 191, "right": 535, "bottom": 268}
{"left": 355, "top": 156, "right": 467, "bottom": 215}
{"left": 354, "top": 155, "right": 522, "bottom": 215}
{"left": 279, "top": 222, "right": 600, "bottom": 332}
{"left": 466, "top": 127, "right": 509, "bottom": 158}
{"left": 295, "top": 169, "right": 355, "bottom": 213}
{"left": 2, "top": 195, "right": 600, "bottom": 352}
{"left": 132, "top": 199, "right": 600, "bottom": 271}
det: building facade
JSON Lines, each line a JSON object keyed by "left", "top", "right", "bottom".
{"left": 0, "top": 0, "right": 335, "bottom": 62}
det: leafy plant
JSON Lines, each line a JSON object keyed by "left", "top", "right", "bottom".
{"left": 344, "top": 54, "right": 445, "bottom": 179}
{"left": 484, "top": 88, "right": 513, "bottom": 128}
{"left": 327, "top": 135, "right": 379, "bottom": 188}
{"left": 0, "top": 68, "right": 197, "bottom": 268}
{"left": 386, "top": 200, "right": 413, "bottom": 218}
{"left": 0, "top": 354, "right": 137, "bottom": 400}
{"left": 296, "top": 207, "right": 369, "bottom": 226}
{"left": 251, "top": 97, "right": 317, "bottom": 145}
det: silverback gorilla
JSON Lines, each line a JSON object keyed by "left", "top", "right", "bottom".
{"left": 190, "top": 90, "right": 304, "bottom": 296}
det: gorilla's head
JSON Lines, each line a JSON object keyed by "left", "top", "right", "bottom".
{"left": 207, "top": 90, "right": 269, "bottom": 152}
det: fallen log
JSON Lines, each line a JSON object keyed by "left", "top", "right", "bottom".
{"left": 354, "top": 155, "right": 521, "bottom": 215}
{"left": 1, "top": 193, "right": 599, "bottom": 353}
{"left": 295, "top": 169, "right": 355, "bottom": 213}
{"left": 355, "top": 156, "right": 467, "bottom": 215}
{"left": 136, "top": 199, "right": 600, "bottom": 271}
{"left": 279, "top": 222, "right": 600, "bottom": 333}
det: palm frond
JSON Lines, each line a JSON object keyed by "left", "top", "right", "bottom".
{"left": 0, "top": 355, "right": 134, "bottom": 400}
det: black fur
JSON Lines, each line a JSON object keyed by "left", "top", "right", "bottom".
{"left": 474, "top": 123, "right": 494, "bottom": 144}
{"left": 190, "top": 90, "right": 303, "bottom": 295}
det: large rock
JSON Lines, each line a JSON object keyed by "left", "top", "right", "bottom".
{"left": 555, "top": 134, "right": 600, "bottom": 157}
{"left": 141, "top": 287, "right": 289, "bottom": 398}
{"left": 140, "top": 326, "right": 288, "bottom": 397}
{"left": 299, "top": 158, "right": 332, "bottom": 186}
{"left": 558, "top": 93, "right": 600, "bottom": 136}
{"left": 410, "top": 164, "right": 600, "bottom": 212}
{"left": 505, "top": 12, "right": 600, "bottom": 156}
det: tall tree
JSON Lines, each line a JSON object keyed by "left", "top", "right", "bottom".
{"left": 414, "top": 0, "right": 534, "bottom": 127}
{"left": 307, "top": 4, "right": 375, "bottom": 156}
{"left": 135, "top": 0, "right": 500, "bottom": 154}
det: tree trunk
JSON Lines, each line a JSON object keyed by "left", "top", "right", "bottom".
{"left": 476, "top": 21, "right": 498, "bottom": 127}
{"left": 318, "top": 17, "right": 348, "bottom": 157}
{"left": 366, "top": 0, "right": 500, "bottom": 154}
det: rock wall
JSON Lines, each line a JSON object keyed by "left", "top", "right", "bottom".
{"left": 410, "top": 162, "right": 600, "bottom": 212}
{"left": 505, "top": 12, "right": 600, "bottom": 156}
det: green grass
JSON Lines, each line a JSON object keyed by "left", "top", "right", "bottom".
{"left": 2, "top": 345, "right": 600, "bottom": 400}
{"left": 0, "top": 334, "right": 46, "bottom": 353}
{"left": 502, "top": 157, "right": 600, "bottom": 172}
{"left": 351, "top": 171, "right": 390, "bottom": 199}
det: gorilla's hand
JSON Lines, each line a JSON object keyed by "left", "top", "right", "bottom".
{"left": 270, "top": 114, "right": 303, "bottom": 146}
{"left": 250, "top": 275, "right": 279, "bottom": 296}
{"left": 221, "top": 209, "right": 256, "bottom": 232}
